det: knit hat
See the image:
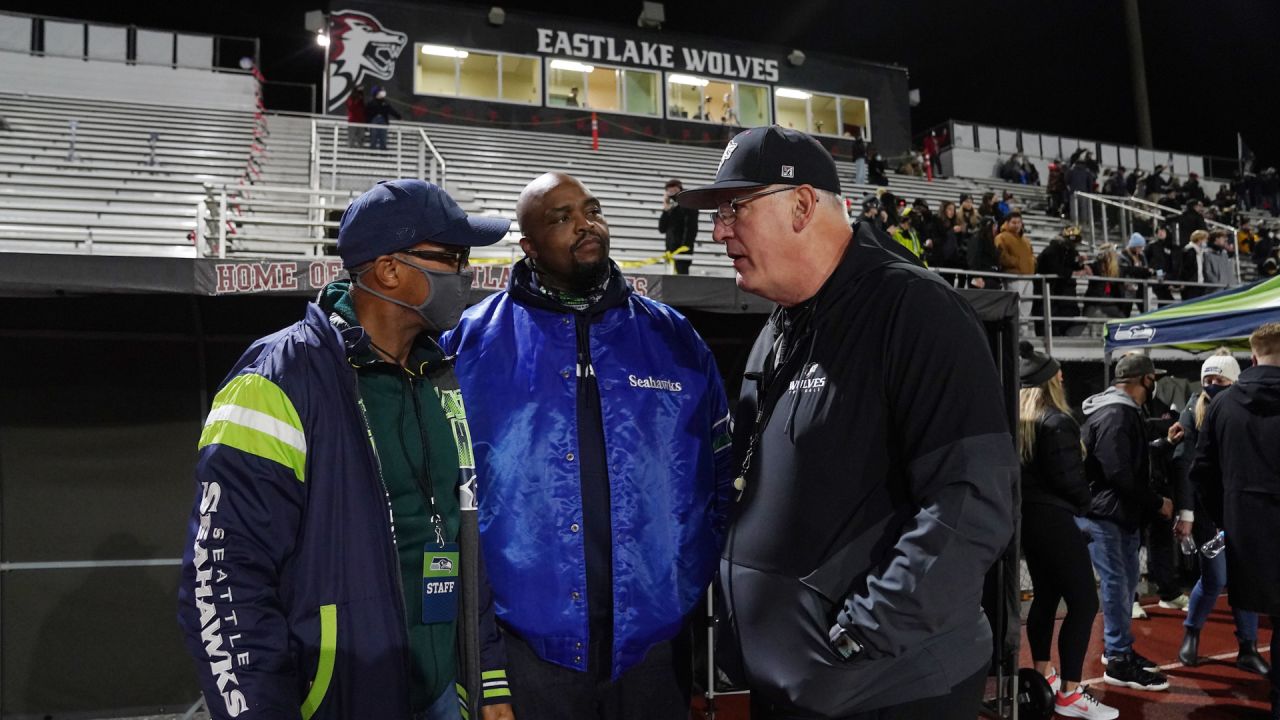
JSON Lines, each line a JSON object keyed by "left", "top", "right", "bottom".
{"left": 1019, "top": 341, "right": 1060, "bottom": 388}
{"left": 1200, "top": 355, "right": 1241, "bottom": 383}
{"left": 1127, "top": 232, "right": 1146, "bottom": 249}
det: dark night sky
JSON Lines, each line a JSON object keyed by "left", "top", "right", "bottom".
{"left": 4, "top": 0, "right": 1278, "bottom": 167}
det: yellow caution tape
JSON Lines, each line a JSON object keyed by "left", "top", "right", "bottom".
{"left": 618, "top": 246, "right": 689, "bottom": 269}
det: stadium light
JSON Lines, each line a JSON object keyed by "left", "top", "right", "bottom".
{"left": 549, "top": 59, "right": 595, "bottom": 73}
{"left": 668, "top": 74, "right": 709, "bottom": 87}
{"left": 775, "top": 88, "right": 812, "bottom": 100}
{"left": 315, "top": 31, "right": 329, "bottom": 48}
{"left": 421, "top": 44, "right": 470, "bottom": 59}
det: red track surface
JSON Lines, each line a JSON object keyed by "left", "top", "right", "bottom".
{"left": 691, "top": 595, "right": 1274, "bottom": 719}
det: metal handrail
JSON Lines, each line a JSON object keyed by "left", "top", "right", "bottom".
{"left": 310, "top": 118, "right": 449, "bottom": 192}
{"left": 199, "top": 183, "right": 359, "bottom": 258}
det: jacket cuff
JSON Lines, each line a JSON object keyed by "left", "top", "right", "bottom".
{"left": 1179, "top": 509, "right": 1194, "bottom": 522}
{"left": 478, "top": 669, "right": 511, "bottom": 706}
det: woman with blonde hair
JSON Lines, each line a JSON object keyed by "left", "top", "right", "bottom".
{"left": 1018, "top": 342, "right": 1117, "bottom": 719}
{"left": 1171, "top": 350, "right": 1269, "bottom": 674}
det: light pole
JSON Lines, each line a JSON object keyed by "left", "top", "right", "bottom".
{"left": 305, "top": 10, "right": 330, "bottom": 114}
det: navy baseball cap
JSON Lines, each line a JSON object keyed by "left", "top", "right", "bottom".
{"left": 676, "top": 126, "right": 842, "bottom": 209}
{"left": 337, "top": 179, "right": 511, "bottom": 268}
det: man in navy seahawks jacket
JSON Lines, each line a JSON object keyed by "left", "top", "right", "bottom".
{"left": 678, "top": 127, "right": 1017, "bottom": 719}
{"left": 441, "top": 172, "right": 734, "bottom": 719}
{"left": 177, "top": 180, "right": 513, "bottom": 720}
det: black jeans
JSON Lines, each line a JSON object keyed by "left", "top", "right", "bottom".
{"left": 503, "top": 628, "right": 687, "bottom": 720}
{"left": 752, "top": 662, "right": 989, "bottom": 720}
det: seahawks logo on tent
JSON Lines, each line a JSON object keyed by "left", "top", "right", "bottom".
{"left": 1113, "top": 324, "right": 1157, "bottom": 342}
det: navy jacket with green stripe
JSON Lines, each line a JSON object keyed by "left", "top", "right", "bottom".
{"left": 177, "top": 300, "right": 506, "bottom": 720}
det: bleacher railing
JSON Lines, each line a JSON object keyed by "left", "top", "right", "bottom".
{"left": 196, "top": 184, "right": 360, "bottom": 258}
{"left": 311, "top": 119, "right": 448, "bottom": 193}
{"left": 1073, "top": 191, "right": 1242, "bottom": 285}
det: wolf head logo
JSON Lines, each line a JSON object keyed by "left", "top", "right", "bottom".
{"left": 326, "top": 10, "right": 408, "bottom": 113}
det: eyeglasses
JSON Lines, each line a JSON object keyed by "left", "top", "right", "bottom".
{"left": 398, "top": 247, "right": 470, "bottom": 273}
{"left": 710, "top": 186, "right": 799, "bottom": 227}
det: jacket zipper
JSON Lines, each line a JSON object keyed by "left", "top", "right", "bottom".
{"left": 348, "top": 373, "right": 415, "bottom": 696}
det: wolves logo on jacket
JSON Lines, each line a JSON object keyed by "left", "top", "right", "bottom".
{"left": 326, "top": 10, "right": 408, "bottom": 112}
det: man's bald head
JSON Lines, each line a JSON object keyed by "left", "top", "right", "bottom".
{"left": 517, "top": 172, "right": 584, "bottom": 234}
{"left": 516, "top": 172, "right": 611, "bottom": 293}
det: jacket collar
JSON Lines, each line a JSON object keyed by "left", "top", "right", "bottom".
{"left": 507, "top": 257, "right": 632, "bottom": 316}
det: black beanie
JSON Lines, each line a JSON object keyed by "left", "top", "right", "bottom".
{"left": 1019, "top": 341, "right": 1060, "bottom": 388}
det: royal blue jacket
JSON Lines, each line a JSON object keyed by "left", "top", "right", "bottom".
{"left": 441, "top": 261, "right": 734, "bottom": 679}
{"left": 176, "top": 297, "right": 505, "bottom": 720}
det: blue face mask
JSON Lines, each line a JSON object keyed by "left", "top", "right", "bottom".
{"left": 1203, "top": 383, "right": 1228, "bottom": 401}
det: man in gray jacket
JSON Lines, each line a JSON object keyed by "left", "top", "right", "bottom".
{"left": 1078, "top": 354, "right": 1173, "bottom": 693}
{"left": 1204, "top": 229, "right": 1237, "bottom": 288}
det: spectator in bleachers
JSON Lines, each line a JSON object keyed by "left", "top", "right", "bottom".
{"left": 968, "top": 216, "right": 1002, "bottom": 290}
{"left": 879, "top": 189, "right": 902, "bottom": 226}
{"left": 442, "top": 171, "right": 732, "bottom": 720}
{"left": 1079, "top": 354, "right": 1173, "bottom": 693}
{"left": 1145, "top": 166, "right": 1170, "bottom": 198}
{"left": 1047, "top": 160, "right": 1068, "bottom": 217}
{"left": 850, "top": 132, "right": 868, "bottom": 185}
{"left": 1000, "top": 153, "right": 1023, "bottom": 184}
{"left": 995, "top": 212, "right": 1035, "bottom": 331}
{"left": 1034, "top": 226, "right": 1090, "bottom": 336}
{"left": 1254, "top": 225, "right": 1279, "bottom": 275}
{"left": 1084, "top": 244, "right": 1128, "bottom": 326}
{"left": 956, "top": 193, "right": 981, "bottom": 243}
{"left": 566, "top": 87, "right": 580, "bottom": 108}
{"left": 978, "top": 191, "right": 998, "bottom": 220}
{"left": 1204, "top": 229, "right": 1237, "bottom": 288}
{"left": 1023, "top": 157, "right": 1041, "bottom": 185}
{"left": 1120, "top": 233, "right": 1154, "bottom": 313}
{"left": 1237, "top": 218, "right": 1258, "bottom": 258}
{"left": 1103, "top": 168, "right": 1127, "bottom": 197}
{"left": 658, "top": 178, "right": 699, "bottom": 274}
{"left": 1175, "top": 199, "right": 1208, "bottom": 244}
{"left": 1067, "top": 158, "right": 1097, "bottom": 220}
{"left": 1183, "top": 172, "right": 1207, "bottom": 203}
{"left": 927, "top": 200, "right": 963, "bottom": 269}
{"left": 923, "top": 129, "right": 942, "bottom": 176}
{"left": 1214, "top": 185, "right": 1239, "bottom": 227}
{"left": 1180, "top": 229, "right": 1211, "bottom": 300}
{"left": 867, "top": 145, "right": 889, "bottom": 185}
{"left": 365, "top": 87, "right": 401, "bottom": 150}
{"left": 1126, "top": 168, "right": 1145, "bottom": 196}
{"left": 1145, "top": 224, "right": 1180, "bottom": 303}
{"left": 859, "top": 196, "right": 887, "bottom": 231}
{"left": 891, "top": 208, "right": 926, "bottom": 263}
{"left": 1017, "top": 342, "right": 1117, "bottom": 720}
{"left": 995, "top": 191, "right": 1015, "bottom": 223}
{"left": 346, "top": 83, "right": 367, "bottom": 147}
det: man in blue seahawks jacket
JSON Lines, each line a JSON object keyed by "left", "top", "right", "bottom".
{"left": 441, "top": 172, "right": 734, "bottom": 719}
{"left": 177, "top": 180, "right": 514, "bottom": 720}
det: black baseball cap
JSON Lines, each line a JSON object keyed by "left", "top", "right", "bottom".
{"left": 675, "top": 126, "right": 841, "bottom": 209}
{"left": 1114, "top": 354, "right": 1168, "bottom": 382}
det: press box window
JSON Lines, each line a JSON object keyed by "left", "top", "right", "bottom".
{"left": 666, "top": 75, "right": 771, "bottom": 126}
{"left": 546, "top": 59, "right": 659, "bottom": 116}
{"left": 774, "top": 88, "right": 872, "bottom": 140}
{"left": 414, "top": 45, "right": 540, "bottom": 105}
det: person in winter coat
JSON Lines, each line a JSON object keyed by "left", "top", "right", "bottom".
{"left": 1018, "top": 344, "right": 1117, "bottom": 720}
{"left": 1078, "top": 354, "right": 1174, "bottom": 692}
{"left": 968, "top": 216, "right": 1002, "bottom": 290}
{"left": 678, "top": 125, "right": 1016, "bottom": 720}
{"left": 1191, "top": 323, "right": 1280, "bottom": 719}
{"left": 928, "top": 200, "right": 964, "bottom": 268}
{"left": 1203, "top": 229, "right": 1236, "bottom": 288}
{"left": 1119, "top": 233, "right": 1153, "bottom": 312}
{"left": 1176, "top": 199, "right": 1208, "bottom": 245}
{"left": 366, "top": 87, "right": 402, "bottom": 150}
{"left": 658, "top": 178, "right": 699, "bottom": 274}
{"left": 1180, "top": 229, "right": 1211, "bottom": 300}
{"left": 891, "top": 208, "right": 926, "bottom": 264}
{"left": 1034, "top": 226, "right": 1089, "bottom": 336}
{"left": 441, "top": 172, "right": 733, "bottom": 720}
{"left": 1144, "top": 224, "right": 1180, "bottom": 303}
{"left": 1084, "top": 244, "right": 1130, "bottom": 327}
{"left": 1047, "top": 161, "right": 1068, "bottom": 217}
{"left": 995, "top": 212, "right": 1035, "bottom": 331}
{"left": 1168, "top": 353, "right": 1269, "bottom": 675}
{"left": 346, "top": 83, "right": 367, "bottom": 147}
{"left": 1067, "top": 160, "right": 1097, "bottom": 218}
{"left": 177, "top": 180, "right": 515, "bottom": 720}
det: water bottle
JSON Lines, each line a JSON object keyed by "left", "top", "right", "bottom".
{"left": 1201, "top": 530, "right": 1226, "bottom": 559}
{"left": 1179, "top": 534, "right": 1198, "bottom": 555}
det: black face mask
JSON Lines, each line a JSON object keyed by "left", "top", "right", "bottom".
{"left": 1203, "top": 383, "right": 1227, "bottom": 401}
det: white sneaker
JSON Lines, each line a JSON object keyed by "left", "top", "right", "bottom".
{"left": 1158, "top": 594, "right": 1190, "bottom": 611}
{"left": 1045, "top": 666, "right": 1062, "bottom": 694}
{"left": 1055, "top": 687, "right": 1120, "bottom": 719}
{"left": 1132, "top": 601, "right": 1148, "bottom": 619}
